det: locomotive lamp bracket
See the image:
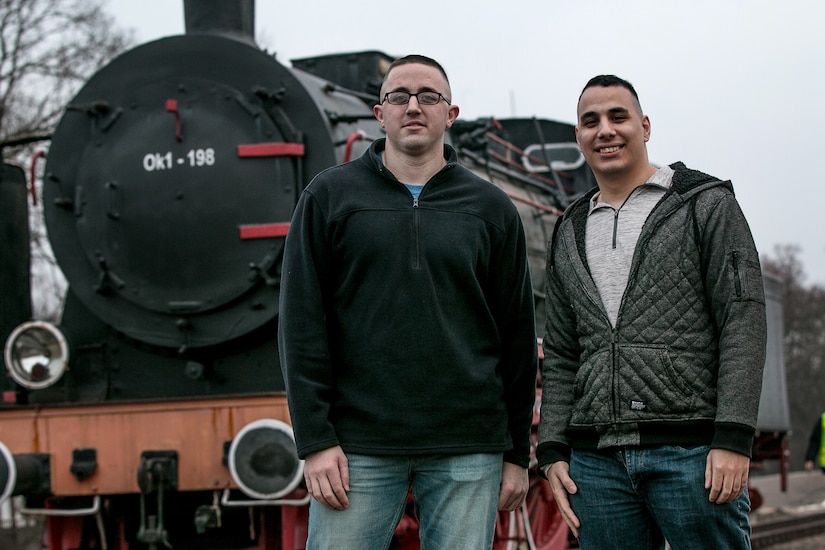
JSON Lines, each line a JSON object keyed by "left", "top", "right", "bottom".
{"left": 70, "top": 448, "right": 97, "bottom": 481}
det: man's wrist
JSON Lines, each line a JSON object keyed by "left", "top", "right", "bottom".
{"left": 540, "top": 463, "right": 553, "bottom": 479}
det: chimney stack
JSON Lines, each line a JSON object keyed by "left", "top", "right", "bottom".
{"left": 183, "top": 0, "right": 255, "bottom": 44}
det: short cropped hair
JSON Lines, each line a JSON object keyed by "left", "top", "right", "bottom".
{"left": 381, "top": 54, "right": 451, "bottom": 91}
{"left": 579, "top": 75, "right": 641, "bottom": 107}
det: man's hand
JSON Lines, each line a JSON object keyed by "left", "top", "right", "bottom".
{"left": 498, "top": 462, "right": 529, "bottom": 511}
{"left": 547, "top": 461, "right": 581, "bottom": 538}
{"left": 705, "top": 448, "right": 749, "bottom": 504}
{"left": 304, "top": 446, "right": 350, "bottom": 510}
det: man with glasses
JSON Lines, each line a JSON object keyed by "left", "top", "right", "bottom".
{"left": 279, "top": 54, "right": 537, "bottom": 549}
{"left": 537, "top": 75, "right": 766, "bottom": 549}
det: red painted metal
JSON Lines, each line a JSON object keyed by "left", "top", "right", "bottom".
{"left": 343, "top": 131, "right": 367, "bottom": 163}
{"left": 165, "top": 99, "right": 182, "bottom": 142}
{"left": 28, "top": 150, "right": 47, "bottom": 206}
{"left": 237, "top": 143, "right": 305, "bottom": 157}
{"left": 239, "top": 223, "right": 290, "bottom": 239}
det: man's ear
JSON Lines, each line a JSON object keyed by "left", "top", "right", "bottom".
{"left": 446, "top": 104, "right": 459, "bottom": 129}
{"left": 374, "top": 104, "right": 385, "bottom": 127}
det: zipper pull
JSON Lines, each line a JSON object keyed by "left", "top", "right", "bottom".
{"left": 413, "top": 198, "right": 419, "bottom": 208}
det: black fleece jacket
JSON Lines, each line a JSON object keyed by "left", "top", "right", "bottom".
{"left": 278, "top": 139, "right": 537, "bottom": 467}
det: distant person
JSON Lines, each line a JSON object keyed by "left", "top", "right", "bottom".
{"left": 804, "top": 412, "right": 825, "bottom": 473}
{"left": 537, "top": 74, "right": 767, "bottom": 549}
{"left": 278, "top": 54, "right": 538, "bottom": 549}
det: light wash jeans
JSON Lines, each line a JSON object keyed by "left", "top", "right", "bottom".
{"left": 306, "top": 452, "right": 503, "bottom": 550}
{"left": 569, "top": 445, "right": 751, "bottom": 550}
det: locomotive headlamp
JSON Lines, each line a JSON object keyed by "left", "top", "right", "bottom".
{"left": 227, "top": 419, "right": 303, "bottom": 500}
{"left": 4, "top": 321, "right": 69, "bottom": 390}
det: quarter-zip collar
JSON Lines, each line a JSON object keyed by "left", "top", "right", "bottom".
{"left": 368, "top": 138, "right": 458, "bottom": 191}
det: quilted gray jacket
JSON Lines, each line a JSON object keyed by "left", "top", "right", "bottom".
{"left": 537, "top": 162, "right": 766, "bottom": 468}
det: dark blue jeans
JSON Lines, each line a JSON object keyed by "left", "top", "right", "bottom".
{"left": 569, "top": 445, "right": 751, "bottom": 550}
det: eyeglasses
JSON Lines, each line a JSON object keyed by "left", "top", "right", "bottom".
{"left": 382, "top": 91, "right": 451, "bottom": 106}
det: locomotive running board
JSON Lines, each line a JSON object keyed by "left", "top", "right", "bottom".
{"left": 0, "top": 394, "right": 292, "bottom": 496}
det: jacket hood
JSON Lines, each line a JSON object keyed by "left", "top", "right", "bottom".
{"left": 549, "top": 161, "right": 734, "bottom": 275}
{"left": 669, "top": 161, "right": 733, "bottom": 200}
{"left": 561, "top": 161, "right": 732, "bottom": 220}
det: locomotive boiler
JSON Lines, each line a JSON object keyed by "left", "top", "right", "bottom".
{"left": 0, "top": 1, "right": 595, "bottom": 548}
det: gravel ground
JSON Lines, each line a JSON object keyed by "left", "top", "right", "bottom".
{"left": 764, "top": 532, "right": 825, "bottom": 550}
{"left": 749, "top": 470, "right": 825, "bottom": 549}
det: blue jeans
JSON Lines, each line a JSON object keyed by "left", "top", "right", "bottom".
{"left": 569, "top": 446, "right": 751, "bottom": 550}
{"left": 306, "top": 453, "right": 503, "bottom": 550}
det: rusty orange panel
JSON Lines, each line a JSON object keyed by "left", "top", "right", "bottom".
{"left": 0, "top": 395, "right": 291, "bottom": 496}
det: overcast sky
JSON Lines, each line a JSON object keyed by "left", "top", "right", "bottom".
{"left": 107, "top": 0, "right": 825, "bottom": 285}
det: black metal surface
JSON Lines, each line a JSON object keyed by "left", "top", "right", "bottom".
{"left": 0, "top": 163, "right": 31, "bottom": 360}
{"left": 44, "top": 34, "right": 336, "bottom": 350}
{"left": 10, "top": 454, "right": 50, "bottom": 496}
{"left": 70, "top": 448, "right": 97, "bottom": 481}
{"left": 183, "top": 0, "right": 254, "bottom": 41}
{"left": 292, "top": 50, "right": 392, "bottom": 99}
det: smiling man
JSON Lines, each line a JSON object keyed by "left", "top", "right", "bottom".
{"left": 536, "top": 75, "right": 767, "bottom": 549}
{"left": 279, "top": 55, "right": 538, "bottom": 549}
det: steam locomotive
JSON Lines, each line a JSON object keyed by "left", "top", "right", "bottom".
{"left": 0, "top": 1, "right": 789, "bottom": 549}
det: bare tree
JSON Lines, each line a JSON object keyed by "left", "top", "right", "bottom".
{"left": 1, "top": 0, "right": 134, "bottom": 320}
{"left": 0, "top": 0, "right": 133, "bottom": 141}
{"left": 762, "top": 245, "right": 825, "bottom": 469}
